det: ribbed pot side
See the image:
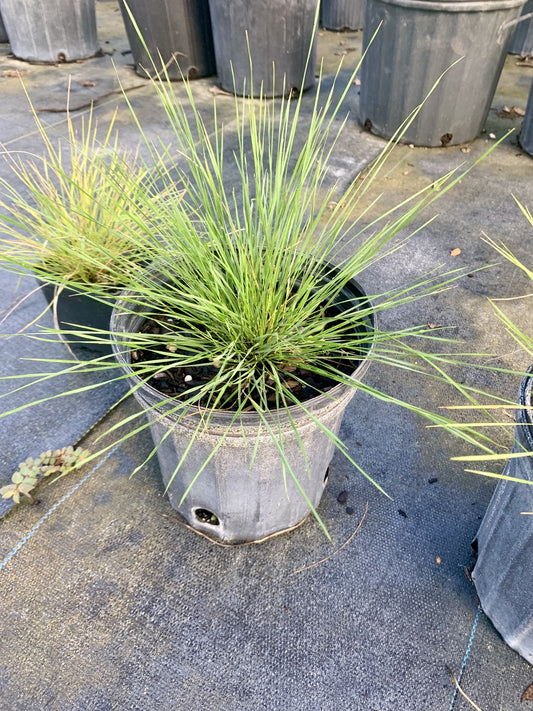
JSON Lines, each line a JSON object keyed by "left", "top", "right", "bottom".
{"left": 1, "top": 0, "right": 97, "bottom": 63}
{"left": 119, "top": 0, "right": 215, "bottom": 80}
{"left": 359, "top": 0, "right": 525, "bottom": 146}
{"left": 472, "top": 366, "right": 533, "bottom": 664}
{"left": 519, "top": 80, "right": 533, "bottom": 156}
{"left": 321, "top": 0, "right": 366, "bottom": 30}
{"left": 111, "top": 278, "right": 373, "bottom": 543}
{"left": 207, "top": 0, "right": 318, "bottom": 97}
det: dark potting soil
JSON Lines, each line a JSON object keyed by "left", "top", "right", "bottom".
{"left": 130, "top": 315, "right": 357, "bottom": 410}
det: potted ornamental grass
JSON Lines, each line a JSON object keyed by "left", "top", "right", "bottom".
{"left": 450, "top": 200, "right": 533, "bottom": 664}
{"left": 0, "top": 91, "right": 158, "bottom": 357}
{"left": 0, "top": 44, "right": 503, "bottom": 543}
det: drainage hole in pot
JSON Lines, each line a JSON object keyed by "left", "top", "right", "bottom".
{"left": 57, "top": 52, "right": 66, "bottom": 63}
{"left": 194, "top": 508, "right": 220, "bottom": 526}
{"left": 187, "top": 66, "right": 198, "bottom": 80}
{"left": 323, "top": 467, "right": 330, "bottom": 486}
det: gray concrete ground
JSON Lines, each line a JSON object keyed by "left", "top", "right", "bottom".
{"left": 0, "top": 2, "right": 532, "bottom": 709}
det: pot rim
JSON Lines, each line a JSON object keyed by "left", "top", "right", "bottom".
{"left": 518, "top": 364, "right": 533, "bottom": 430}
{"left": 369, "top": 0, "right": 524, "bottom": 11}
{"left": 109, "top": 272, "right": 375, "bottom": 426}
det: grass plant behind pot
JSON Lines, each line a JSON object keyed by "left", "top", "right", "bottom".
{"left": 0, "top": 95, "right": 158, "bottom": 358}
{"left": 0, "top": 41, "right": 505, "bottom": 542}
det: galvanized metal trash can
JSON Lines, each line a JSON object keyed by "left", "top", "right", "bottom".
{"left": 119, "top": 0, "right": 215, "bottom": 80}
{"left": 321, "top": 0, "right": 366, "bottom": 30}
{"left": 359, "top": 0, "right": 526, "bottom": 146}
{"left": 208, "top": 0, "right": 318, "bottom": 97}
{"left": 1, "top": 0, "right": 98, "bottom": 63}
{"left": 472, "top": 367, "right": 533, "bottom": 665}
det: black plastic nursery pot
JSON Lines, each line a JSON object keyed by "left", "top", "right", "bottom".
{"left": 119, "top": 0, "right": 215, "bottom": 80}
{"left": 0, "top": 11, "right": 8, "bottom": 44}
{"left": 519, "top": 79, "right": 533, "bottom": 156}
{"left": 110, "top": 274, "right": 374, "bottom": 543}
{"left": 207, "top": 0, "right": 318, "bottom": 97}
{"left": 509, "top": 0, "right": 533, "bottom": 54}
{"left": 472, "top": 365, "right": 533, "bottom": 664}
{"left": 321, "top": 0, "right": 366, "bottom": 30}
{"left": 40, "top": 282, "right": 114, "bottom": 360}
{"left": 1, "top": 0, "right": 97, "bottom": 63}
{"left": 359, "top": 0, "right": 525, "bottom": 146}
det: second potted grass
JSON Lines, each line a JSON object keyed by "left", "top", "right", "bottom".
{"left": 0, "top": 98, "right": 156, "bottom": 358}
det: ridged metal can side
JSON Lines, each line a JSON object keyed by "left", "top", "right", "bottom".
{"left": 208, "top": 0, "right": 318, "bottom": 97}
{"left": 110, "top": 276, "right": 374, "bottom": 543}
{"left": 359, "top": 0, "right": 525, "bottom": 146}
{"left": 509, "top": 0, "right": 533, "bottom": 54}
{"left": 1, "top": 0, "right": 97, "bottom": 63}
{"left": 119, "top": 0, "right": 215, "bottom": 81}
{"left": 321, "top": 0, "right": 366, "bottom": 30}
{"left": 519, "top": 80, "right": 533, "bottom": 155}
{"left": 472, "top": 365, "right": 533, "bottom": 665}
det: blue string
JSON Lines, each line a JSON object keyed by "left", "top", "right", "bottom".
{"left": 0, "top": 446, "right": 118, "bottom": 573}
{"left": 449, "top": 604, "right": 482, "bottom": 710}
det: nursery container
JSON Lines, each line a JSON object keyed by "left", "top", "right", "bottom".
{"left": 509, "top": 0, "right": 533, "bottom": 54}
{"left": 321, "top": 0, "right": 366, "bottom": 30}
{"left": 0, "top": 0, "right": 97, "bottom": 63}
{"left": 359, "top": 0, "right": 526, "bottom": 146}
{"left": 111, "top": 275, "right": 374, "bottom": 543}
{"left": 208, "top": 0, "right": 318, "bottom": 97}
{"left": 40, "top": 282, "right": 114, "bottom": 359}
{"left": 119, "top": 0, "right": 215, "bottom": 80}
{"left": 520, "top": 79, "right": 533, "bottom": 155}
{"left": 0, "top": 11, "right": 8, "bottom": 43}
{"left": 472, "top": 366, "right": 533, "bottom": 664}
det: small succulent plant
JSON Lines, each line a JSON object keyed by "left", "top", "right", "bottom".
{"left": 1, "top": 446, "right": 90, "bottom": 504}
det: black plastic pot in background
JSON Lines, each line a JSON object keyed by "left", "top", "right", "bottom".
{"left": 508, "top": 0, "right": 533, "bottom": 54}
{"left": 208, "top": 0, "right": 318, "bottom": 97}
{"left": 119, "top": 0, "right": 215, "bottom": 80}
{"left": 321, "top": 0, "right": 365, "bottom": 30}
{"left": 520, "top": 80, "right": 533, "bottom": 156}
{"left": 0, "top": 11, "right": 8, "bottom": 43}
{"left": 40, "top": 282, "right": 114, "bottom": 360}
{"left": 472, "top": 366, "right": 533, "bottom": 665}
{"left": 359, "top": 0, "right": 525, "bottom": 147}
{"left": 0, "top": 0, "right": 98, "bottom": 63}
